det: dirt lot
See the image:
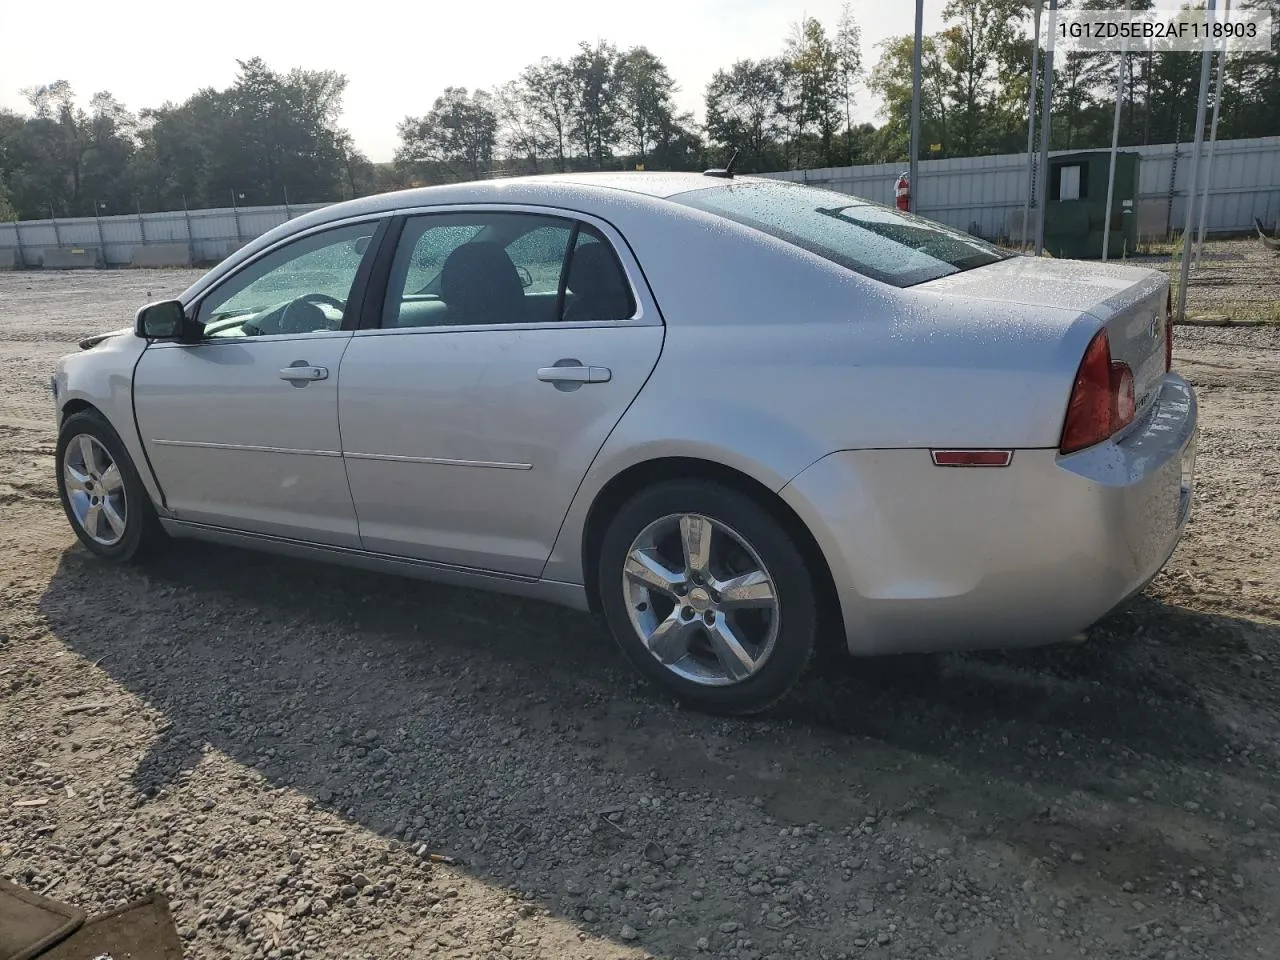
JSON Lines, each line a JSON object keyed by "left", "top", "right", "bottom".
{"left": 2, "top": 264, "right": 1279, "bottom": 960}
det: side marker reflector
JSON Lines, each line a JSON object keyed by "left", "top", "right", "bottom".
{"left": 930, "top": 450, "right": 1013, "bottom": 467}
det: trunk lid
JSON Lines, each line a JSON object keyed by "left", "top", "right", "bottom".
{"left": 919, "top": 255, "right": 1170, "bottom": 412}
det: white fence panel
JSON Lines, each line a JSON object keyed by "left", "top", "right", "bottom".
{"left": 0, "top": 202, "right": 330, "bottom": 267}
{"left": 1, "top": 137, "right": 1276, "bottom": 265}
{"left": 763, "top": 136, "right": 1280, "bottom": 240}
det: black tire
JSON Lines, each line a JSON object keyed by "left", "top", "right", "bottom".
{"left": 55, "top": 409, "right": 165, "bottom": 563}
{"left": 597, "top": 480, "right": 818, "bottom": 715}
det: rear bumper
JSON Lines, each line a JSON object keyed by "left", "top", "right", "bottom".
{"left": 780, "top": 374, "right": 1198, "bottom": 655}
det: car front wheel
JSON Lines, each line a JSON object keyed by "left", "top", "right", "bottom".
{"left": 597, "top": 480, "right": 818, "bottom": 715}
{"left": 55, "top": 410, "right": 164, "bottom": 562}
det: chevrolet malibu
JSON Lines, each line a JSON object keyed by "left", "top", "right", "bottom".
{"left": 51, "top": 172, "right": 1198, "bottom": 714}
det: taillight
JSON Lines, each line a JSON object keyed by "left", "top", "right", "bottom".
{"left": 1165, "top": 287, "right": 1174, "bottom": 371}
{"left": 1059, "top": 330, "right": 1135, "bottom": 454}
{"left": 1112, "top": 361, "right": 1135, "bottom": 424}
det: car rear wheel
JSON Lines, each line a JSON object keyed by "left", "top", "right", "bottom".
{"left": 597, "top": 480, "right": 817, "bottom": 715}
{"left": 56, "top": 410, "right": 165, "bottom": 562}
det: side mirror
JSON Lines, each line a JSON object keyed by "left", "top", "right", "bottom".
{"left": 135, "top": 300, "right": 194, "bottom": 341}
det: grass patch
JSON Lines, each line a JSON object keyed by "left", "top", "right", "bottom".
{"left": 1133, "top": 233, "right": 1185, "bottom": 258}
{"left": 1190, "top": 300, "right": 1280, "bottom": 324}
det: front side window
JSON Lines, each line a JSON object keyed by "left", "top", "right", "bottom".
{"left": 671, "top": 180, "right": 1010, "bottom": 288}
{"left": 381, "top": 212, "right": 635, "bottom": 328}
{"left": 197, "top": 222, "right": 379, "bottom": 337}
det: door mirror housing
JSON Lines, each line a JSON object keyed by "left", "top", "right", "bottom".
{"left": 135, "top": 300, "right": 197, "bottom": 342}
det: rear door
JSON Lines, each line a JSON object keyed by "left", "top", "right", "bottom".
{"left": 337, "top": 208, "right": 664, "bottom": 576}
{"left": 132, "top": 220, "right": 383, "bottom": 545}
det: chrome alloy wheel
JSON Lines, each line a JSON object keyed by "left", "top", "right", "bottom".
{"left": 62, "top": 434, "right": 127, "bottom": 547}
{"left": 622, "top": 513, "right": 780, "bottom": 686}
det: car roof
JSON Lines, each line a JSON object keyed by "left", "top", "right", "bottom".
{"left": 180, "top": 172, "right": 781, "bottom": 304}
{"left": 301, "top": 171, "right": 772, "bottom": 225}
{"left": 487, "top": 170, "right": 760, "bottom": 199}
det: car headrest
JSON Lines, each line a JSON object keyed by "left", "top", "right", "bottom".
{"left": 440, "top": 242, "right": 525, "bottom": 323}
{"left": 566, "top": 242, "right": 632, "bottom": 320}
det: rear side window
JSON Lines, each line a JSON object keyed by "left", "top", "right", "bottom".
{"left": 563, "top": 225, "right": 636, "bottom": 322}
{"left": 671, "top": 181, "right": 1010, "bottom": 288}
{"left": 379, "top": 212, "right": 635, "bottom": 329}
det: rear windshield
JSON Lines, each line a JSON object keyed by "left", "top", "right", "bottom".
{"left": 671, "top": 180, "right": 1010, "bottom": 288}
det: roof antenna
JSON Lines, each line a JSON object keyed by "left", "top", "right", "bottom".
{"left": 703, "top": 147, "right": 740, "bottom": 179}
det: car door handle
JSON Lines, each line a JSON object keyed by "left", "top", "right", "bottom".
{"left": 278, "top": 364, "right": 329, "bottom": 383}
{"left": 537, "top": 364, "right": 611, "bottom": 384}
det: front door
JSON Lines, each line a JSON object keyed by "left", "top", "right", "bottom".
{"left": 132, "top": 221, "right": 381, "bottom": 546}
{"left": 338, "top": 210, "right": 664, "bottom": 576}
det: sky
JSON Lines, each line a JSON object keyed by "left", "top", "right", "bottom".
{"left": 0, "top": 0, "right": 951, "bottom": 164}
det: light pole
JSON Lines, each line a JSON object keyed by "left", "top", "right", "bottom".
{"left": 1174, "top": 0, "right": 1218, "bottom": 324}
{"left": 1021, "top": 0, "right": 1043, "bottom": 251}
{"left": 94, "top": 200, "right": 107, "bottom": 255}
{"left": 1033, "top": 0, "right": 1058, "bottom": 257}
{"left": 909, "top": 0, "right": 924, "bottom": 213}
{"left": 1101, "top": 15, "right": 1129, "bottom": 262}
{"left": 1194, "top": 0, "right": 1231, "bottom": 268}
{"left": 231, "top": 190, "right": 244, "bottom": 243}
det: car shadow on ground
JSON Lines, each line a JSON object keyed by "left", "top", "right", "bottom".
{"left": 35, "top": 538, "right": 1280, "bottom": 952}
{"left": 39, "top": 537, "right": 1278, "bottom": 802}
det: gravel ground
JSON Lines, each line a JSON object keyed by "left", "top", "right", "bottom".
{"left": 2, "top": 266, "right": 1279, "bottom": 960}
{"left": 1131, "top": 238, "right": 1280, "bottom": 323}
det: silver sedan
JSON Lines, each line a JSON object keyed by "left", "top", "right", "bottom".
{"left": 51, "top": 172, "right": 1198, "bottom": 714}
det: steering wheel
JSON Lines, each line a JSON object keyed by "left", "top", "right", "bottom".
{"left": 278, "top": 292, "right": 347, "bottom": 334}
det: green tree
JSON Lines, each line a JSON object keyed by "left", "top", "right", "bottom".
{"left": 20, "top": 81, "right": 92, "bottom": 215}
{"left": 0, "top": 176, "right": 16, "bottom": 221}
{"left": 81, "top": 92, "right": 138, "bottom": 213}
{"left": 518, "top": 59, "right": 574, "bottom": 172}
{"left": 567, "top": 41, "right": 623, "bottom": 167}
{"left": 494, "top": 79, "right": 550, "bottom": 173}
{"left": 939, "top": 0, "right": 1026, "bottom": 155}
{"left": 704, "top": 59, "right": 788, "bottom": 172}
{"left": 396, "top": 87, "right": 498, "bottom": 182}
{"left": 128, "top": 59, "right": 354, "bottom": 209}
{"left": 617, "top": 47, "right": 678, "bottom": 165}
{"left": 1219, "top": 0, "right": 1280, "bottom": 140}
{"left": 784, "top": 17, "right": 843, "bottom": 167}
{"left": 223, "top": 58, "right": 352, "bottom": 204}
{"left": 133, "top": 89, "right": 225, "bottom": 210}
{"left": 868, "top": 33, "right": 949, "bottom": 161}
{"left": 834, "top": 3, "right": 865, "bottom": 164}
{"left": 648, "top": 111, "right": 704, "bottom": 170}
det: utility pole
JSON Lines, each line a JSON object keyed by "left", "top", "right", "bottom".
{"left": 1102, "top": 15, "right": 1129, "bottom": 262}
{"left": 231, "top": 190, "right": 244, "bottom": 243}
{"left": 94, "top": 200, "right": 107, "bottom": 254}
{"left": 182, "top": 195, "right": 195, "bottom": 264}
{"left": 1033, "top": 0, "right": 1059, "bottom": 257}
{"left": 1021, "top": 0, "right": 1043, "bottom": 251}
{"left": 909, "top": 0, "right": 924, "bottom": 213}
{"left": 1194, "top": 0, "right": 1231, "bottom": 268}
{"left": 1174, "top": 0, "right": 1217, "bottom": 323}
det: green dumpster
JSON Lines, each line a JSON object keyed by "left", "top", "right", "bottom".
{"left": 1042, "top": 150, "right": 1140, "bottom": 260}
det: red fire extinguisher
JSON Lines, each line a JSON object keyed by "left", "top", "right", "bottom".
{"left": 895, "top": 172, "right": 910, "bottom": 212}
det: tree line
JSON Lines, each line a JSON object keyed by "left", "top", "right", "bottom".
{"left": 1, "top": 0, "right": 1277, "bottom": 222}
